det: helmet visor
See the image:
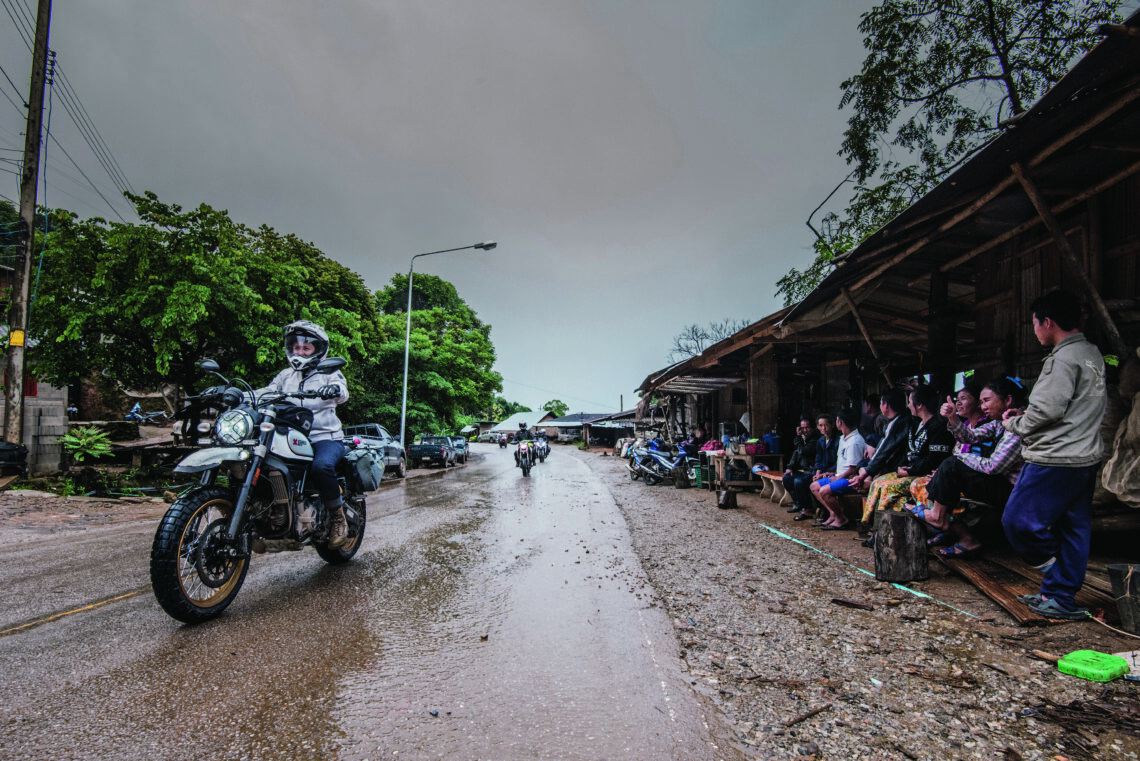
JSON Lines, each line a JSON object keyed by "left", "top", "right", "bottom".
{"left": 285, "top": 334, "right": 327, "bottom": 359}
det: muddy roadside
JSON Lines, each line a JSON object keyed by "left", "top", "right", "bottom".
{"left": 575, "top": 446, "right": 1140, "bottom": 761}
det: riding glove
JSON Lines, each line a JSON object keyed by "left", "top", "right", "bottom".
{"left": 317, "top": 384, "right": 340, "bottom": 400}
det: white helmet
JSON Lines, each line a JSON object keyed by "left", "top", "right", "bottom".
{"left": 283, "top": 320, "right": 329, "bottom": 371}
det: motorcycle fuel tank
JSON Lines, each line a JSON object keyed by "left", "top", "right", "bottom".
{"left": 269, "top": 429, "right": 314, "bottom": 460}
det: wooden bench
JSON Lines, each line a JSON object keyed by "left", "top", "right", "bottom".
{"left": 754, "top": 470, "right": 792, "bottom": 506}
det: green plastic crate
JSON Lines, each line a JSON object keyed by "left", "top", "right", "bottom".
{"left": 1057, "top": 650, "right": 1130, "bottom": 682}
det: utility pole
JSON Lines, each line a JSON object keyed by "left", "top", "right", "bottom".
{"left": 4, "top": 0, "right": 52, "bottom": 444}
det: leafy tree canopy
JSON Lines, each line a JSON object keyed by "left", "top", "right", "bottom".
{"left": 776, "top": 0, "right": 1124, "bottom": 306}
{"left": 542, "top": 399, "right": 569, "bottom": 418}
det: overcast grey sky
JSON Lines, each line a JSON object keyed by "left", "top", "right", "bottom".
{"left": 2, "top": 1, "right": 935, "bottom": 412}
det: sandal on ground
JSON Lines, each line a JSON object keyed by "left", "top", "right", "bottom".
{"left": 1027, "top": 596, "right": 1089, "bottom": 621}
{"left": 1016, "top": 593, "right": 1043, "bottom": 607}
{"left": 934, "top": 543, "right": 981, "bottom": 559}
{"left": 810, "top": 521, "right": 828, "bottom": 527}
{"left": 926, "top": 531, "right": 953, "bottom": 548}
{"left": 793, "top": 512, "right": 816, "bottom": 522}
{"left": 821, "top": 523, "right": 851, "bottom": 531}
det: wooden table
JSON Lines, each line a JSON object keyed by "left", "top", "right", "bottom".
{"left": 707, "top": 452, "right": 785, "bottom": 492}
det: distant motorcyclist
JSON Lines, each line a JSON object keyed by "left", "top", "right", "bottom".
{"left": 513, "top": 422, "right": 534, "bottom": 466}
{"left": 257, "top": 320, "right": 350, "bottom": 547}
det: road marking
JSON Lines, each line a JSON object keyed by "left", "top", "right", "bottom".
{"left": 0, "top": 589, "right": 146, "bottom": 636}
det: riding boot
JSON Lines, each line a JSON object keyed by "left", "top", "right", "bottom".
{"left": 328, "top": 503, "right": 348, "bottom": 548}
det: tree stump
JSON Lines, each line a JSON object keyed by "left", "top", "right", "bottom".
{"left": 717, "top": 489, "right": 738, "bottom": 509}
{"left": 872, "top": 510, "right": 928, "bottom": 582}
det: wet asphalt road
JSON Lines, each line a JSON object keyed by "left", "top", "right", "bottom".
{"left": 0, "top": 444, "right": 737, "bottom": 761}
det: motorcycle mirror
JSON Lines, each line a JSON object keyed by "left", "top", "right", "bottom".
{"left": 316, "top": 356, "right": 347, "bottom": 374}
{"left": 199, "top": 359, "right": 221, "bottom": 374}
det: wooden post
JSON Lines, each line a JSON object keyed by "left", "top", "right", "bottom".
{"left": 1011, "top": 162, "right": 1128, "bottom": 358}
{"left": 872, "top": 511, "right": 929, "bottom": 582}
{"left": 840, "top": 287, "right": 893, "bottom": 386}
{"left": 928, "top": 271, "right": 957, "bottom": 394}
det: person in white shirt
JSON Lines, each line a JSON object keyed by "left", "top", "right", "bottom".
{"left": 808, "top": 408, "right": 866, "bottom": 530}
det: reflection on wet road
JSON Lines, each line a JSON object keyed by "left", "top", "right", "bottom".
{"left": 0, "top": 445, "right": 737, "bottom": 760}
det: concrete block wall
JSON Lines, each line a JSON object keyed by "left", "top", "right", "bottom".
{"left": 0, "top": 383, "right": 68, "bottom": 475}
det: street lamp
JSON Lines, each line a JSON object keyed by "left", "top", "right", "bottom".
{"left": 399, "top": 241, "right": 497, "bottom": 450}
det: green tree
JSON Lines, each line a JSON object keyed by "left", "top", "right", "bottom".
{"left": 777, "top": 0, "right": 1123, "bottom": 305}
{"left": 542, "top": 399, "right": 568, "bottom": 418}
{"left": 29, "top": 192, "right": 376, "bottom": 407}
{"left": 371, "top": 273, "right": 502, "bottom": 435}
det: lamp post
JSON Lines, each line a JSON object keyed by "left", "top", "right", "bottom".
{"left": 399, "top": 241, "right": 497, "bottom": 450}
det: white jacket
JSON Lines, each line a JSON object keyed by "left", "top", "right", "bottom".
{"left": 258, "top": 367, "right": 349, "bottom": 442}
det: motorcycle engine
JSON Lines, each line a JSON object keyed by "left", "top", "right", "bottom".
{"left": 295, "top": 495, "right": 322, "bottom": 539}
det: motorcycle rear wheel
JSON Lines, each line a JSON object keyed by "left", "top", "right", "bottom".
{"left": 150, "top": 486, "right": 249, "bottom": 624}
{"left": 642, "top": 466, "right": 663, "bottom": 486}
{"left": 315, "top": 496, "right": 367, "bottom": 564}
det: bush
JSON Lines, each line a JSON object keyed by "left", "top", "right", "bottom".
{"left": 58, "top": 426, "right": 114, "bottom": 463}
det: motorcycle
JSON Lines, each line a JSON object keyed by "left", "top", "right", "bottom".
{"left": 498, "top": 434, "right": 508, "bottom": 449}
{"left": 149, "top": 357, "right": 370, "bottom": 624}
{"left": 125, "top": 402, "right": 170, "bottom": 425}
{"left": 515, "top": 439, "right": 535, "bottom": 476}
{"left": 534, "top": 437, "right": 550, "bottom": 462}
{"left": 629, "top": 438, "right": 698, "bottom": 487}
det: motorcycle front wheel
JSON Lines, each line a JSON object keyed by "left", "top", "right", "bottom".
{"left": 316, "top": 496, "right": 367, "bottom": 564}
{"left": 522, "top": 460, "right": 532, "bottom": 477}
{"left": 150, "top": 486, "right": 249, "bottom": 624}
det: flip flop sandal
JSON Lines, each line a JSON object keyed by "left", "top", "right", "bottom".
{"left": 934, "top": 543, "right": 981, "bottom": 559}
{"left": 821, "top": 523, "right": 851, "bottom": 531}
{"left": 905, "top": 503, "right": 950, "bottom": 531}
{"left": 1027, "top": 597, "right": 1089, "bottom": 621}
{"left": 926, "top": 531, "right": 953, "bottom": 548}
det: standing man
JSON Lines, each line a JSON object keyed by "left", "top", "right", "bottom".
{"left": 1002, "top": 290, "right": 1107, "bottom": 620}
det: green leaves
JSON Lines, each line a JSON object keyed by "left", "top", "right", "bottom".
{"left": 778, "top": 0, "right": 1124, "bottom": 306}
{"left": 58, "top": 426, "right": 114, "bottom": 463}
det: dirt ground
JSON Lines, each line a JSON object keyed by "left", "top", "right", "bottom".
{"left": 577, "top": 447, "right": 1140, "bottom": 761}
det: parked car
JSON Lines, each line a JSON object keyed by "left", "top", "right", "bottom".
{"left": 447, "top": 436, "right": 470, "bottom": 463}
{"left": 343, "top": 423, "right": 407, "bottom": 478}
{"left": 407, "top": 435, "right": 457, "bottom": 468}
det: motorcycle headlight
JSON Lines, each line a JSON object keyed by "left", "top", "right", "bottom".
{"left": 216, "top": 409, "right": 254, "bottom": 445}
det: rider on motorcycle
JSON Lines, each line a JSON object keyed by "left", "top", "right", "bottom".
{"left": 257, "top": 320, "right": 350, "bottom": 547}
{"left": 513, "top": 421, "right": 534, "bottom": 466}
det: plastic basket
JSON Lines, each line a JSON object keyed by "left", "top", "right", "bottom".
{"left": 1057, "top": 650, "right": 1130, "bottom": 682}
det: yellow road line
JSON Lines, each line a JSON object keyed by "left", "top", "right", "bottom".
{"left": 0, "top": 590, "right": 145, "bottom": 636}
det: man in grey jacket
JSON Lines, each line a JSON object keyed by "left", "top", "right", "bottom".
{"left": 1002, "top": 290, "right": 1107, "bottom": 620}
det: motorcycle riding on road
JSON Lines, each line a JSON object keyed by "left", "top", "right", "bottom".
{"left": 151, "top": 344, "right": 375, "bottom": 624}
{"left": 513, "top": 422, "right": 536, "bottom": 477}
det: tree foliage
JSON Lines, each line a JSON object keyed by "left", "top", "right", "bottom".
{"left": 372, "top": 273, "right": 502, "bottom": 435}
{"left": 542, "top": 399, "right": 568, "bottom": 418}
{"left": 777, "top": 0, "right": 1123, "bottom": 306}
{"left": 25, "top": 192, "right": 495, "bottom": 435}
{"left": 668, "top": 318, "right": 752, "bottom": 363}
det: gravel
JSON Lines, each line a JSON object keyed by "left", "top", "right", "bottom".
{"left": 577, "top": 447, "right": 1140, "bottom": 761}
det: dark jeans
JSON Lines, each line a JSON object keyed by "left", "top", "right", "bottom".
{"left": 783, "top": 471, "right": 813, "bottom": 508}
{"left": 926, "top": 457, "right": 1013, "bottom": 510}
{"left": 311, "top": 439, "right": 346, "bottom": 507}
{"left": 1002, "top": 463, "right": 1098, "bottom": 610}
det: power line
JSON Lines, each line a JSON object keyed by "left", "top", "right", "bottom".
{"left": 47, "top": 132, "right": 127, "bottom": 222}
{"left": 53, "top": 66, "right": 133, "bottom": 197}
{"left": 0, "top": 0, "right": 32, "bottom": 51}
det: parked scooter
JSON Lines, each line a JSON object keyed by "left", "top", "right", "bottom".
{"left": 629, "top": 438, "right": 699, "bottom": 487}
{"left": 125, "top": 402, "right": 170, "bottom": 425}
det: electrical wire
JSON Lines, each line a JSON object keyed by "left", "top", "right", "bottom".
{"left": 47, "top": 132, "right": 126, "bottom": 222}
{"left": 0, "top": 0, "right": 32, "bottom": 52}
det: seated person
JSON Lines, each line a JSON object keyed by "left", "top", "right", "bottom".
{"left": 792, "top": 414, "right": 839, "bottom": 521}
{"left": 951, "top": 380, "right": 992, "bottom": 454}
{"left": 859, "top": 392, "right": 887, "bottom": 447}
{"left": 848, "top": 388, "right": 913, "bottom": 492}
{"left": 859, "top": 385, "right": 955, "bottom": 528}
{"left": 808, "top": 409, "right": 866, "bottom": 529}
{"left": 782, "top": 417, "right": 819, "bottom": 514}
{"left": 910, "top": 377, "right": 1026, "bottom": 558}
